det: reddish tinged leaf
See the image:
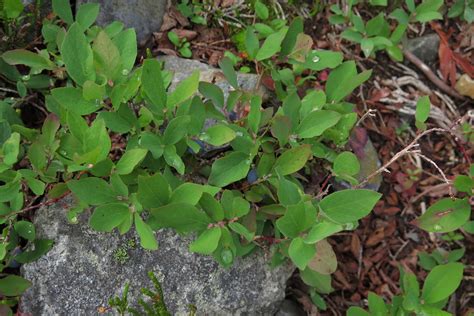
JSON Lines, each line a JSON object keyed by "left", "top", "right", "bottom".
{"left": 431, "top": 22, "right": 474, "bottom": 87}
{"left": 261, "top": 75, "right": 275, "bottom": 91}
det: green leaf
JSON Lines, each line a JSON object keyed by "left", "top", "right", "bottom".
{"left": 276, "top": 202, "right": 314, "bottom": 238}
{"left": 52, "top": 0, "right": 74, "bottom": 24}
{"left": 51, "top": 87, "right": 98, "bottom": 115}
{"left": 115, "top": 148, "right": 148, "bottom": 175}
{"left": 273, "top": 144, "right": 312, "bottom": 175}
{"left": 326, "top": 61, "right": 372, "bottom": 102}
{"left": 254, "top": 1, "right": 269, "bottom": 19}
{"left": 280, "top": 17, "right": 304, "bottom": 58}
{"left": 89, "top": 203, "right": 130, "bottom": 232}
{"left": 163, "top": 115, "right": 190, "bottom": 145}
{"left": 361, "top": 38, "right": 374, "bottom": 57}
{"left": 416, "top": 198, "right": 471, "bottom": 233}
{"left": 256, "top": 27, "right": 288, "bottom": 61}
{"left": 14, "top": 220, "right": 35, "bottom": 241}
{"left": 76, "top": 3, "right": 100, "bottom": 30}
{"left": 61, "top": 22, "right": 95, "bottom": 85}
{"left": 150, "top": 203, "right": 211, "bottom": 233}
{"left": 200, "top": 192, "right": 224, "bottom": 221}
{"left": 277, "top": 175, "right": 302, "bottom": 206}
{"left": 189, "top": 227, "right": 221, "bottom": 254}
{"left": 199, "top": 82, "right": 224, "bottom": 108}
{"left": 1, "top": 49, "right": 53, "bottom": 70}
{"left": 228, "top": 196, "right": 250, "bottom": 218}
{"left": 296, "top": 110, "right": 341, "bottom": 138}
{"left": 67, "top": 177, "right": 118, "bottom": 205}
{"left": 134, "top": 213, "right": 158, "bottom": 250}
{"left": 170, "top": 183, "right": 219, "bottom": 205}
{"left": 415, "top": 95, "right": 430, "bottom": 124}
{"left": 15, "top": 239, "right": 54, "bottom": 264}
{"left": 300, "top": 268, "right": 333, "bottom": 293}
{"left": 200, "top": 124, "right": 236, "bottom": 146}
{"left": 289, "top": 237, "right": 316, "bottom": 270}
{"left": 245, "top": 28, "right": 259, "bottom": 59}
{"left": 368, "top": 292, "right": 388, "bottom": 316}
{"left": 92, "top": 30, "right": 121, "bottom": 80}
{"left": 366, "top": 13, "right": 385, "bottom": 37}
{"left": 304, "top": 50, "right": 343, "bottom": 71}
{"left": 137, "top": 173, "right": 170, "bottom": 208}
{"left": 271, "top": 115, "right": 292, "bottom": 147}
{"left": 142, "top": 59, "right": 166, "bottom": 112}
{"left": 113, "top": 28, "right": 137, "bottom": 72}
{"left": 386, "top": 45, "right": 404, "bottom": 62}
{"left": 140, "top": 132, "right": 163, "bottom": 158}
{"left": 247, "top": 95, "right": 262, "bottom": 134}
{"left": 163, "top": 145, "right": 185, "bottom": 175}
{"left": 304, "top": 221, "right": 343, "bottom": 244}
{"left": 83, "top": 80, "right": 106, "bottom": 101}
{"left": 167, "top": 70, "right": 200, "bottom": 108}
{"left": 333, "top": 151, "right": 360, "bottom": 176}
{"left": 402, "top": 272, "right": 420, "bottom": 310}
{"left": 347, "top": 307, "right": 370, "bottom": 316}
{"left": 2, "top": 132, "right": 20, "bottom": 166}
{"left": 208, "top": 152, "right": 251, "bottom": 187}
{"left": 219, "top": 57, "right": 239, "bottom": 89}
{"left": 454, "top": 175, "right": 474, "bottom": 193}
{"left": 228, "top": 222, "right": 254, "bottom": 242}
{"left": 3, "top": 0, "right": 24, "bottom": 19}
{"left": 319, "top": 189, "right": 382, "bottom": 223}
{"left": 421, "top": 262, "right": 464, "bottom": 304}
{"left": 418, "top": 252, "right": 437, "bottom": 270}
{"left": 0, "top": 275, "right": 31, "bottom": 297}
{"left": 369, "top": 0, "right": 387, "bottom": 6}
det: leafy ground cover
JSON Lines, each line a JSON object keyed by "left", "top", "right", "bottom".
{"left": 0, "top": 0, "right": 473, "bottom": 315}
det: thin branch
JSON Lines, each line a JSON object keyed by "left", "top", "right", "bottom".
{"left": 356, "top": 127, "right": 448, "bottom": 188}
{"left": 403, "top": 49, "right": 466, "bottom": 100}
{"left": 417, "top": 153, "right": 454, "bottom": 199}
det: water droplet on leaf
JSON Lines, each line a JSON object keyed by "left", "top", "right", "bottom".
{"left": 121, "top": 69, "right": 129, "bottom": 76}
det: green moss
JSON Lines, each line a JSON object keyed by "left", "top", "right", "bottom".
{"left": 113, "top": 238, "right": 137, "bottom": 264}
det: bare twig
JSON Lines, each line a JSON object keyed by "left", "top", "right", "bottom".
{"left": 417, "top": 153, "right": 454, "bottom": 199}
{"left": 402, "top": 49, "right": 466, "bottom": 100}
{"left": 356, "top": 127, "right": 449, "bottom": 188}
{"left": 356, "top": 109, "right": 377, "bottom": 127}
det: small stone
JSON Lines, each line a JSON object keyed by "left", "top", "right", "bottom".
{"left": 76, "top": 0, "right": 167, "bottom": 42}
{"left": 455, "top": 74, "right": 474, "bottom": 99}
{"left": 405, "top": 34, "right": 440, "bottom": 65}
{"left": 20, "top": 199, "right": 294, "bottom": 315}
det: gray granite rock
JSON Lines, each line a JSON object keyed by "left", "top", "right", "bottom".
{"left": 405, "top": 33, "right": 440, "bottom": 65}
{"left": 76, "top": 0, "right": 167, "bottom": 42}
{"left": 159, "top": 55, "right": 268, "bottom": 100}
{"left": 20, "top": 199, "right": 294, "bottom": 315}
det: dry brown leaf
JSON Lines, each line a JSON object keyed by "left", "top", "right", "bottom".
{"left": 307, "top": 240, "right": 338, "bottom": 275}
{"left": 350, "top": 234, "right": 361, "bottom": 259}
{"left": 366, "top": 227, "right": 385, "bottom": 247}
{"left": 291, "top": 33, "right": 314, "bottom": 62}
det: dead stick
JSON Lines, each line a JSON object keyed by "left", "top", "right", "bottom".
{"left": 356, "top": 127, "right": 448, "bottom": 188}
{"left": 402, "top": 49, "right": 465, "bottom": 100}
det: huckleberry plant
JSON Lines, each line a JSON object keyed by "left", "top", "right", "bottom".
{"left": 0, "top": 0, "right": 471, "bottom": 313}
{"left": 330, "top": 0, "right": 444, "bottom": 60}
